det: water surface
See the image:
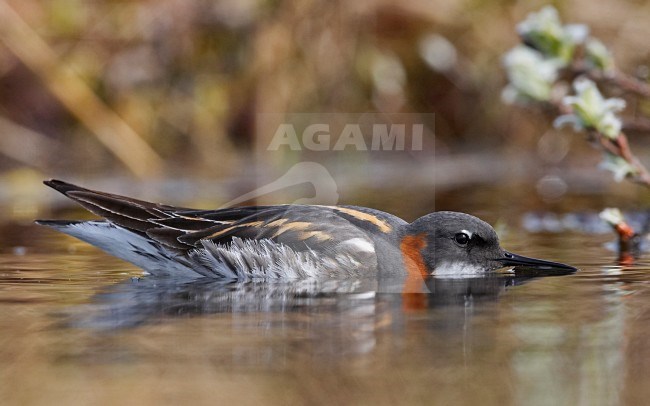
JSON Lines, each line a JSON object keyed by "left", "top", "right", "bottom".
{"left": 1, "top": 218, "right": 649, "bottom": 405}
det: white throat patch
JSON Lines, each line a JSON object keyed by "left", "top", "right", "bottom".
{"left": 433, "top": 261, "right": 487, "bottom": 276}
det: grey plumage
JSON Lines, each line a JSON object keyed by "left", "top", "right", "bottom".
{"left": 37, "top": 180, "right": 577, "bottom": 278}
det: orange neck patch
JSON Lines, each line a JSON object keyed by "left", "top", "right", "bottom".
{"left": 400, "top": 234, "right": 429, "bottom": 277}
{"left": 400, "top": 233, "right": 429, "bottom": 312}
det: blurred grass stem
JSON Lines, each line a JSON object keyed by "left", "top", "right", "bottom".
{"left": 0, "top": 1, "right": 163, "bottom": 178}
{"left": 0, "top": 115, "right": 61, "bottom": 168}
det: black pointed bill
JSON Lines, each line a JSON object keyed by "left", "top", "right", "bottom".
{"left": 497, "top": 251, "right": 577, "bottom": 273}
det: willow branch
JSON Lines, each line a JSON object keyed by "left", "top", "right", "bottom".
{"left": 546, "top": 98, "right": 650, "bottom": 188}
{"left": 568, "top": 61, "right": 650, "bottom": 99}
{"left": 604, "top": 70, "right": 650, "bottom": 99}
{"left": 589, "top": 130, "right": 650, "bottom": 186}
{"left": 622, "top": 117, "right": 650, "bottom": 134}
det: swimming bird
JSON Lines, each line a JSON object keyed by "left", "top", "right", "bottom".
{"left": 36, "top": 180, "right": 576, "bottom": 279}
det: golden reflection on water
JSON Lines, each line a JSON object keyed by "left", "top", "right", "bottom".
{"left": 0, "top": 224, "right": 649, "bottom": 405}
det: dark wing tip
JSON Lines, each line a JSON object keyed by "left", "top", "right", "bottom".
{"left": 43, "top": 179, "right": 86, "bottom": 196}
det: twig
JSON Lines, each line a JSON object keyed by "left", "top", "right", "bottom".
{"left": 612, "top": 217, "right": 635, "bottom": 242}
{"left": 591, "top": 130, "right": 650, "bottom": 186}
{"left": 622, "top": 117, "right": 650, "bottom": 134}
{"left": 569, "top": 61, "right": 650, "bottom": 99}
{"left": 616, "top": 220, "right": 637, "bottom": 266}
{"left": 546, "top": 98, "right": 650, "bottom": 187}
{"left": 608, "top": 69, "right": 650, "bottom": 99}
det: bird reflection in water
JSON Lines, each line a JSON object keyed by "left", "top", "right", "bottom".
{"left": 59, "top": 267, "right": 574, "bottom": 359}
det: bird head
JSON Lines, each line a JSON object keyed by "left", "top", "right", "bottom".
{"left": 403, "top": 211, "right": 576, "bottom": 276}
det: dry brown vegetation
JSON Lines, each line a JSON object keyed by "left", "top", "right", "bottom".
{"left": 0, "top": 1, "right": 649, "bottom": 208}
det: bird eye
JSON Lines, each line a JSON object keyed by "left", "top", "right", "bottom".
{"left": 454, "top": 232, "right": 470, "bottom": 246}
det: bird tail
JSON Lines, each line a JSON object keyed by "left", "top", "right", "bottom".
{"left": 41, "top": 179, "right": 175, "bottom": 233}
{"left": 36, "top": 219, "right": 200, "bottom": 278}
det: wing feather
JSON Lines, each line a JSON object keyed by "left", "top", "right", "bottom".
{"left": 42, "top": 180, "right": 407, "bottom": 272}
